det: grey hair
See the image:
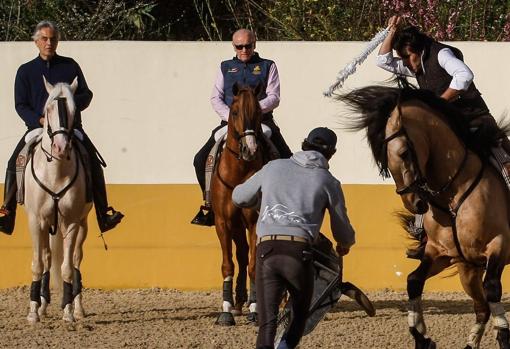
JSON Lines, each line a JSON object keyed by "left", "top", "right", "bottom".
{"left": 32, "top": 20, "right": 60, "bottom": 41}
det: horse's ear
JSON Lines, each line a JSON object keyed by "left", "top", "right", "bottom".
{"left": 254, "top": 82, "right": 263, "bottom": 98}
{"left": 232, "top": 82, "right": 240, "bottom": 96}
{"left": 70, "top": 77, "right": 78, "bottom": 94}
{"left": 43, "top": 75, "right": 53, "bottom": 93}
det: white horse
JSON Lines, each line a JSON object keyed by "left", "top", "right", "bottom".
{"left": 24, "top": 77, "right": 92, "bottom": 323}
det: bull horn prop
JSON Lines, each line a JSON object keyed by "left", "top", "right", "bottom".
{"left": 323, "top": 27, "right": 390, "bottom": 97}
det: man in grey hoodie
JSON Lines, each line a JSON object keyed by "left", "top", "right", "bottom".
{"left": 232, "top": 127, "right": 355, "bottom": 349}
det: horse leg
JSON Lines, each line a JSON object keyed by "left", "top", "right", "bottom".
{"left": 38, "top": 240, "right": 51, "bottom": 318}
{"left": 483, "top": 246, "right": 510, "bottom": 349}
{"left": 215, "top": 218, "right": 236, "bottom": 326}
{"left": 456, "top": 263, "right": 489, "bottom": 349}
{"left": 246, "top": 219, "right": 258, "bottom": 324}
{"left": 72, "top": 220, "right": 88, "bottom": 320}
{"left": 61, "top": 225, "right": 78, "bottom": 322}
{"left": 232, "top": 230, "right": 248, "bottom": 316}
{"left": 407, "top": 255, "right": 450, "bottom": 349}
{"left": 27, "top": 219, "right": 46, "bottom": 324}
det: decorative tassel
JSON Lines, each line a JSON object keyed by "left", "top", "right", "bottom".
{"left": 323, "top": 28, "right": 390, "bottom": 97}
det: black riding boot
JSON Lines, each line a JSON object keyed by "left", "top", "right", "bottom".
{"left": 91, "top": 162, "right": 124, "bottom": 233}
{"left": 0, "top": 170, "right": 17, "bottom": 235}
{"left": 191, "top": 205, "right": 215, "bottom": 226}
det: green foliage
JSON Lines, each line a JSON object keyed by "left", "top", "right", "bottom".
{"left": 0, "top": 0, "right": 508, "bottom": 41}
{"left": 0, "top": 0, "right": 157, "bottom": 40}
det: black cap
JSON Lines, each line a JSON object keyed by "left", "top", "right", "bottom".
{"left": 305, "top": 127, "right": 337, "bottom": 150}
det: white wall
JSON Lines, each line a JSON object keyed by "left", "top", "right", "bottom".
{"left": 0, "top": 41, "right": 508, "bottom": 184}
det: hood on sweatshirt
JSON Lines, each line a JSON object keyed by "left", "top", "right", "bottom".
{"left": 291, "top": 150, "right": 329, "bottom": 169}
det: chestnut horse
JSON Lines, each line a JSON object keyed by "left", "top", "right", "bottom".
{"left": 339, "top": 86, "right": 510, "bottom": 349}
{"left": 24, "top": 77, "right": 92, "bottom": 323}
{"left": 211, "top": 83, "right": 266, "bottom": 326}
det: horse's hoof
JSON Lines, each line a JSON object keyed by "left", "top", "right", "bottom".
{"left": 74, "top": 294, "right": 86, "bottom": 319}
{"left": 74, "top": 308, "right": 85, "bottom": 320}
{"left": 215, "top": 312, "right": 235, "bottom": 326}
{"left": 247, "top": 311, "right": 258, "bottom": 325}
{"left": 424, "top": 338, "right": 436, "bottom": 349}
{"left": 464, "top": 346, "right": 473, "bottom": 349}
{"left": 27, "top": 312, "right": 40, "bottom": 324}
{"left": 496, "top": 327, "right": 510, "bottom": 349}
{"left": 27, "top": 301, "right": 40, "bottom": 324}
{"left": 38, "top": 298, "right": 48, "bottom": 317}
{"left": 62, "top": 304, "right": 75, "bottom": 323}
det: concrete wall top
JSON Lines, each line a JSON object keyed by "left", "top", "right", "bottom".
{"left": 1, "top": 41, "right": 508, "bottom": 184}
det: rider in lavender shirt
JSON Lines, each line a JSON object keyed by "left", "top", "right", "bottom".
{"left": 191, "top": 29, "right": 292, "bottom": 226}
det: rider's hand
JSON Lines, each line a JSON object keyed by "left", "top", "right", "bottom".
{"left": 336, "top": 245, "right": 350, "bottom": 257}
{"left": 387, "top": 15, "right": 402, "bottom": 32}
{"left": 39, "top": 116, "right": 45, "bottom": 126}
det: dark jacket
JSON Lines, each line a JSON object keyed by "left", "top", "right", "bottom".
{"left": 15, "top": 54, "right": 93, "bottom": 129}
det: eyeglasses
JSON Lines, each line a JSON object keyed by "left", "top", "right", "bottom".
{"left": 234, "top": 43, "right": 253, "bottom": 50}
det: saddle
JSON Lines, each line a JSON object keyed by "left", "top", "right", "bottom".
{"left": 203, "top": 124, "right": 279, "bottom": 206}
{"left": 16, "top": 128, "right": 93, "bottom": 205}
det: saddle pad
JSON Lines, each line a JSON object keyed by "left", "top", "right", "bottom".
{"left": 16, "top": 132, "right": 43, "bottom": 204}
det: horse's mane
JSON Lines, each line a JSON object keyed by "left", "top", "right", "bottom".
{"left": 44, "top": 83, "right": 76, "bottom": 117}
{"left": 336, "top": 84, "right": 500, "bottom": 177}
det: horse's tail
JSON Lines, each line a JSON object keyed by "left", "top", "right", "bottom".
{"left": 50, "top": 232, "right": 63, "bottom": 289}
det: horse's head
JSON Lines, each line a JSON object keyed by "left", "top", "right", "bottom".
{"left": 42, "top": 76, "right": 77, "bottom": 159}
{"left": 228, "top": 82, "right": 263, "bottom": 162}
{"left": 384, "top": 107, "right": 430, "bottom": 215}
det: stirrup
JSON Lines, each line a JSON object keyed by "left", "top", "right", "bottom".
{"left": 98, "top": 206, "right": 124, "bottom": 233}
{"left": 191, "top": 206, "right": 215, "bottom": 227}
{"left": 0, "top": 206, "right": 10, "bottom": 216}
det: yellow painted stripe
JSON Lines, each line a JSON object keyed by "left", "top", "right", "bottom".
{"left": 1, "top": 184, "right": 509, "bottom": 291}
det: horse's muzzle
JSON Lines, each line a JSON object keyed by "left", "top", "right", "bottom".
{"left": 402, "top": 193, "right": 429, "bottom": 215}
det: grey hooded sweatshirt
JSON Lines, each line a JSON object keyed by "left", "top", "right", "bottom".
{"left": 232, "top": 150, "right": 355, "bottom": 248}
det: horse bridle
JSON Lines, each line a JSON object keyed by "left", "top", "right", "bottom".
{"left": 42, "top": 97, "right": 74, "bottom": 161}
{"left": 383, "top": 126, "right": 468, "bottom": 200}
{"left": 227, "top": 128, "right": 259, "bottom": 160}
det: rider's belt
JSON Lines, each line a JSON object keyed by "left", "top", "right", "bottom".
{"left": 257, "top": 234, "right": 309, "bottom": 245}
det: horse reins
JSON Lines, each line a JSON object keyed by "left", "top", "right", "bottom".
{"left": 384, "top": 122, "right": 483, "bottom": 263}
{"left": 217, "top": 129, "right": 261, "bottom": 190}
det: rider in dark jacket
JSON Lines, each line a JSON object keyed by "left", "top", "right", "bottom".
{"left": 0, "top": 20, "right": 123, "bottom": 235}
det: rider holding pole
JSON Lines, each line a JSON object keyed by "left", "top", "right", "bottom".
{"left": 375, "top": 16, "right": 510, "bottom": 258}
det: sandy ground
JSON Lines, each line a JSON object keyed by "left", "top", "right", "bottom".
{"left": 0, "top": 287, "right": 508, "bottom": 348}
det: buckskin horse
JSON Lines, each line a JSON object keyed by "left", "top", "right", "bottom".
{"left": 211, "top": 83, "right": 267, "bottom": 326}
{"left": 338, "top": 85, "right": 510, "bottom": 349}
{"left": 24, "top": 77, "right": 92, "bottom": 323}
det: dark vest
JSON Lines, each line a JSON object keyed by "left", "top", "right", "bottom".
{"left": 416, "top": 42, "right": 489, "bottom": 118}
{"left": 221, "top": 53, "right": 274, "bottom": 118}
{"left": 416, "top": 42, "right": 481, "bottom": 100}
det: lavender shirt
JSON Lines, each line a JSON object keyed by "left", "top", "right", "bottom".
{"left": 210, "top": 60, "right": 280, "bottom": 121}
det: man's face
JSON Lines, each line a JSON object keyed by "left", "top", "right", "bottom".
{"left": 398, "top": 46, "right": 422, "bottom": 73}
{"left": 232, "top": 32, "right": 255, "bottom": 62}
{"left": 35, "top": 27, "right": 58, "bottom": 60}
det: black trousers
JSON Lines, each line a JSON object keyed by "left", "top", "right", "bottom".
{"left": 255, "top": 240, "right": 314, "bottom": 349}
{"left": 193, "top": 118, "right": 292, "bottom": 193}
